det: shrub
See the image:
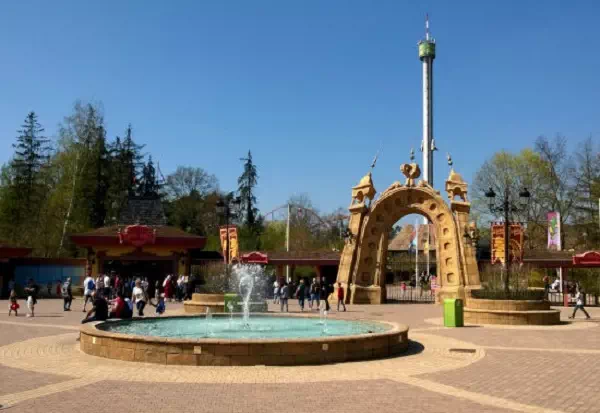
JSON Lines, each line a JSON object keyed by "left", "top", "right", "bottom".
{"left": 471, "top": 289, "right": 545, "bottom": 301}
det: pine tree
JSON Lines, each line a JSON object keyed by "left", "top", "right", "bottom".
{"left": 0, "top": 112, "right": 51, "bottom": 243}
{"left": 237, "top": 150, "right": 262, "bottom": 249}
{"left": 11, "top": 111, "right": 51, "bottom": 208}
{"left": 121, "top": 125, "right": 145, "bottom": 196}
{"left": 238, "top": 150, "right": 258, "bottom": 226}
{"left": 138, "top": 156, "right": 160, "bottom": 197}
{"left": 106, "top": 125, "right": 145, "bottom": 222}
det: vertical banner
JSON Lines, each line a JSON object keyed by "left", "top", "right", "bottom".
{"left": 491, "top": 222, "right": 524, "bottom": 264}
{"left": 491, "top": 223, "right": 505, "bottom": 264}
{"left": 547, "top": 212, "right": 561, "bottom": 251}
{"left": 219, "top": 226, "right": 239, "bottom": 262}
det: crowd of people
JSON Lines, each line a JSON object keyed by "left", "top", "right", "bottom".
{"left": 6, "top": 272, "right": 189, "bottom": 321}
{"left": 273, "top": 278, "right": 347, "bottom": 313}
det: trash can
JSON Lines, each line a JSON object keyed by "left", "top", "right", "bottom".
{"left": 443, "top": 298, "right": 464, "bottom": 327}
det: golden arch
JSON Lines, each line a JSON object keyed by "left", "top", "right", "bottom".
{"left": 336, "top": 169, "right": 480, "bottom": 304}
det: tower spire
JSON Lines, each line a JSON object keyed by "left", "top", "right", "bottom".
{"left": 418, "top": 13, "right": 436, "bottom": 189}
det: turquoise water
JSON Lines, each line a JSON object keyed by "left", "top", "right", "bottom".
{"left": 98, "top": 315, "right": 391, "bottom": 339}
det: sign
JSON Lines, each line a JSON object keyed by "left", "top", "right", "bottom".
{"left": 547, "top": 212, "right": 561, "bottom": 251}
{"left": 241, "top": 251, "right": 269, "bottom": 265}
{"left": 491, "top": 222, "right": 525, "bottom": 264}
{"left": 118, "top": 225, "right": 156, "bottom": 247}
{"left": 572, "top": 251, "right": 600, "bottom": 266}
{"left": 430, "top": 275, "right": 438, "bottom": 290}
{"left": 219, "top": 226, "right": 239, "bottom": 262}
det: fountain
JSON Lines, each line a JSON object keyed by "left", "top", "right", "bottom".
{"left": 80, "top": 263, "right": 409, "bottom": 366}
{"left": 234, "top": 264, "right": 257, "bottom": 328}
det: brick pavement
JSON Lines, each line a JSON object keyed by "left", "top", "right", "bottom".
{"left": 420, "top": 350, "right": 600, "bottom": 413}
{"left": 13, "top": 380, "right": 515, "bottom": 413}
{"left": 0, "top": 299, "right": 599, "bottom": 413}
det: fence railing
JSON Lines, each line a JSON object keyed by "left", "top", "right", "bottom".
{"left": 385, "top": 284, "right": 435, "bottom": 303}
{"left": 547, "top": 291, "right": 599, "bottom": 307}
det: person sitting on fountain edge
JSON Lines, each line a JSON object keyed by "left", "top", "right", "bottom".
{"left": 82, "top": 292, "right": 108, "bottom": 324}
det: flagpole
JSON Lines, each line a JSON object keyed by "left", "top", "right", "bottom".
{"left": 415, "top": 218, "right": 419, "bottom": 287}
{"left": 426, "top": 224, "right": 430, "bottom": 277}
{"left": 286, "top": 203, "right": 290, "bottom": 282}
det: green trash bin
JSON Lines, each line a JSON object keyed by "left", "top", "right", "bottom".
{"left": 443, "top": 298, "right": 464, "bottom": 327}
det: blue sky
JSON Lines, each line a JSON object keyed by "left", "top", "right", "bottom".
{"left": 1, "top": 1, "right": 599, "bottom": 216}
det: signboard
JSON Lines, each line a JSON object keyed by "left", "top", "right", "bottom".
{"left": 118, "top": 225, "right": 156, "bottom": 247}
{"left": 547, "top": 212, "right": 561, "bottom": 251}
{"left": 219, "top": 226, "right": 239, "bottom": 263}
{"left": 491, "top": 222, "right": 525, "bottom": 264}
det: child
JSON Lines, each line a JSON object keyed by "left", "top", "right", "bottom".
{"left": 8, "top": 290, "right": 19, "bottom": 316}
{"left": 150, "top": 293, "right": 166, "bottom": 316}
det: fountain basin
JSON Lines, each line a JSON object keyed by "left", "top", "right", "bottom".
{"left": 80, "top": 314, "right": 409, "bottom": 366}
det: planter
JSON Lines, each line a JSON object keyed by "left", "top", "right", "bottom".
{"left": 464, "top": 297, "right": 560, "bottom": 325}
{"left": 184, "top": 293, "right": 225, "bottom": 314}
{"left": 185, "top": 293, "right": 268, "bottom": 314}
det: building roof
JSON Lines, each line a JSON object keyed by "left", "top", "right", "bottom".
{"left": 388, "top": 224, "right": 436, "bottom": 252}
{"left": 118, "top": 195, "right": 167, "bottom": 226}
{"left": 70, "top": 225, "right": 206, "bottom": 248}
{"left": 240, "top": 250, "right": 341, "bottom": 266}
{"left": 0, "top": 240, "right": 32, "bottom": 259}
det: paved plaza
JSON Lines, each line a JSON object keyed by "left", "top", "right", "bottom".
{"left": 0, "top": 299, "right": 598, "bottom": 413}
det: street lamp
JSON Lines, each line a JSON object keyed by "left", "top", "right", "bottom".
{"left": 216, "top": 194, "right": 241, "bottom": 265}
{"left": 485, "top": 185, "right": 530, "bottom": 292}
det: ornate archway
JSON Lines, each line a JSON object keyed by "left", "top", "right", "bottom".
{"left": 336, "top": 162, "right": 480, "bottom": 304}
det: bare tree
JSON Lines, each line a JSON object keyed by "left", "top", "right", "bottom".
{"left": 534, "top": 135, "right": 577, "bottom": 249}
{"left": 573, "top": 136, "right": 600, "bottom": 245}
{"left": 165, "top": 166, "right": 218, "bottom": 199}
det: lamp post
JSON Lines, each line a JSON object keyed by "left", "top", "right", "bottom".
{"left": 216, "top": 194, "right": 240, "bottom": 265}
{"left": 485, "top": 186, "right": 530, "bottom": 292}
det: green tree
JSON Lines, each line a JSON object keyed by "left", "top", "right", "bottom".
{"left": 237, "top": 151, "right": 262, "bottom": 248}
{"left": 105, "top": 126, "right": 145, "bottom": 223}
{"left": 0, "top": 112, "right": 51, "bottom": 244}
{"left": 238, "top": 151, "right": 258, "bottom": 226}
{"left": 138, "top": 156, "right": 160, "bottom": 197}
{"left": 572, "top": 137, "right": 600, "bottom": 247}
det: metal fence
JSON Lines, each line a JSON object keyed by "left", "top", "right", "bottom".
{"left": 547, "top": 292, "right": 599, "bottom": 307}
{"left": 386, "top": 284, "right": 435, "bottom": 303}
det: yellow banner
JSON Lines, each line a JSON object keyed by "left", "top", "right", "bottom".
{"left": 219, "top": 226, "right": 239, "bottom": 262}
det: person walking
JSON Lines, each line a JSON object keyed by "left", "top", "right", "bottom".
{"left": 24, "top": 279, "right": 39, "bottom": 318}
{"left": 163, "top": 275, "right": 173, "bottom": 302}
{"left": 8, "top": 289, "right": 19, "bottom": 316}
{"left": 279, "top": 282, "right": 289, "bottom": 312}
{"left": 320, "top": 280, "right": 331, "bottom": 312}
{"left": 83, "top": 274, "right": 95, "bottom": 312}
{"left": 336, "top": 282, "right": 347, "bottom": 312}
{"left": 154, "top": 280, "right": 161, "bottom": 300}
{"left": 132, "top": 279, "right": 147, "bottom": 317}
{"left": 95, "top": 275, "right": 105, "bottom": 298}
{"left": 273, "top": 280, "right": 280, "bottom": 304}
{"left": 569, "top": 288, "right": 591, "bottom": 320}
{"left": 62, "top": 278, "right": 73, "bottom": 311}
{"left": 310, "top": 279, "right": 320, "bottom": 310}
{"left": 295, "top": 279, "right": 306, "bottom": 311}
{"left": 103, "top": 273, "right": 112, "bottom": 300}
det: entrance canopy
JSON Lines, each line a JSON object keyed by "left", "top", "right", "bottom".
{"left": 522, "top": 250, "right": 600, "bottom": 268}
